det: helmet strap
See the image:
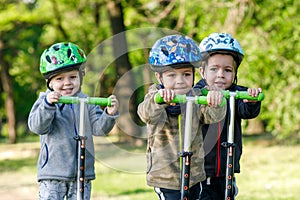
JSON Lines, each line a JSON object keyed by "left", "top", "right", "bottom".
{"left": 46, "top": 79, "right": 54, "bottom": 91}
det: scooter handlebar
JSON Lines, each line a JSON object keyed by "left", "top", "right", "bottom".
{"left": 154, "top": 93, "right": 226, "bottom": 106}
{"left": 201, "top": 88, "right": 265, "bottom": 101}
{"left": 154, "top": 93, "right": 187, "bottom": 104}
{"left": 58, "top": 96, "right": 112, "bottom": 106}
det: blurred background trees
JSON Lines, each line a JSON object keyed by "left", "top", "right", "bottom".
{"left": 0, "top": 0, "right": 299, "bottom": 144}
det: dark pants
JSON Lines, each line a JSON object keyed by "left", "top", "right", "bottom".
{"left": 154, "top": 182, "right": 202, "bottom": 200}
{"left": 200, "top": 177, "right": 237, "bottom": 200}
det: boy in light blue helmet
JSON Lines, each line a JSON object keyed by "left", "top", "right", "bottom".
{"left": 195, "top": 33, "right": 262, "bottom": 200}
{"left": 138, "top": 34, "right": 226, "bottom": 199}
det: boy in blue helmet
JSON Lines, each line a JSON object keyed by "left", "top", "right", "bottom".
{"left": 138, "top": 34, "right": 226, "bottom": 199}
{"left": 194, "top": 33, "right": 262, "bottom": 199}
{"left": 28, "top": 42, "right": 119, "bottom": 199}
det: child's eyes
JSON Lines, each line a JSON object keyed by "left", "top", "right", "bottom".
{"left": 166, "top": 73, "right": 191, "bottom": 77}
{"left": 166, "top": 73, "right": 176, "bottom": 77}
{"left": 53, "top": 75, "right": 78, "bottom": 81}
{"left": 183, "top": 73, "right": 192, "bottom": 77}
{"left": 54, "top": 77, "right": 63, "bottom": 81}
{"left": 208, "top": 68, "right": 233, "bottom": 73}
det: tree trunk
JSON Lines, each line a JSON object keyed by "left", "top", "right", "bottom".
{"left": 106, "top": 1, "right": 142, "bottom": 145}
{"left": 222, "top": 0, "right": 250, "bottom": 34}
{"left": 0, "top": 41, "right": 16, "bottom": 144}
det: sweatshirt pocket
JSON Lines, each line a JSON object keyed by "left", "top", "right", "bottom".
{"left": 39, "top": 144, "right": 49, "bottom": 169}
{"left": 146, "top": 147, "right": 152, "bottom": 174}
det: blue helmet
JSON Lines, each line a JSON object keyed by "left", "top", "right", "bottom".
{"left": 199, "top": 33, "right": 244, "bottom": 67}
{"left": 149, "top": 34, "right": 201, "bottom": 72}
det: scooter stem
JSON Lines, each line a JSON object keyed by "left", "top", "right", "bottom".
{"left": 225, "top": 93, "right": 236, "bottom": 200}
{"left": 77, "top": 99, "right": 86, "bottom": 200}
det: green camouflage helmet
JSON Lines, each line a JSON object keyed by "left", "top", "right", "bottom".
{"left": 39, "top": 42, "right": 86, "bottom": 79}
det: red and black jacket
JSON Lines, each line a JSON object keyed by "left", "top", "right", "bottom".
{"left": 195, "top": 79, "right": 261, "bottom": 177}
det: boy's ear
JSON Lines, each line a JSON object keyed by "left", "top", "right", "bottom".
{"left": 199, "top": 67, "right": 205, "bottom": 78}
{"left": 154, "top": 72, "right": 162, "bottom": 84}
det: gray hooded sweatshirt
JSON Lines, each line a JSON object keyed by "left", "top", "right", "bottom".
{"left": 28, "top": 90, "right": 118, "bottom": 182}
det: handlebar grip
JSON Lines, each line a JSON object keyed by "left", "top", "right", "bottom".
{"left": 223, "top": 90, "right": 265, "bottom": 101}
{"left": 195, "top": 96, "right": 226, "bottom": 107}
{"left": 86, "top": 97, "right": 112, "bottom": 106}
{"left": 58, "top": 96, "right": 112, "bottom": 106}
{"left": 236, "top": 91, "right": 264, "bottom": 101}
{"left": 194, "top": 96, "right": 207, "bottom": 105}
{"left": 58, "top": 96, "right": 79, "bottom": 104}
{"left": 154, "top": 93, "right": 187, "bottom": 104}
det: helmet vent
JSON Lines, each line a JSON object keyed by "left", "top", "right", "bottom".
{"left": 170, "top": 37, "right": 178, "bottom": 43}
{"left": 67, "top": 49, "right": 72, "bottom": 58}
{"left": 53, "top": 44, "right": 60, "bottom": 51}
{"left": 229, "top": 38, "right": 234, "bottom": 46}
{"left": 45, "top": 55, "right": 51, "bottom": 63}
{"left": 161, "top": 46, "right": 169, "bottom": 56}
{"left": 187, "top": 43, "right": 191, "bottom": 53}
{"left": 77, "top": 49, "right": 84, "bottom": 58}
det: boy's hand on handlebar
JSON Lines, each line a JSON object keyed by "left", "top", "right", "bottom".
{"left": 207, "top": 90, "right": 224, "bottom": 107}
{"left": 157, "top": 89, "right": 176, "bottom": 106}
{"left": 244, "top": 88, "right": 263, "bottom": 103}
{"left": 107, "top": 95, "right": 119, "bottom": 115}
{"left": 47, "top": 91, "right": 61, "bottom": 104}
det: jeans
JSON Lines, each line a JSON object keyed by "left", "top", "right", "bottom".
{"left": 39, "top": 180, "right": 91, "bottom": 200}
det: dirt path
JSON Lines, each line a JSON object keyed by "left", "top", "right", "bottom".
{"left": 0, "top": 142, "right": 125, "bottom": 200}
{"left": 0, "top": 142, "right": 39, "bottom": 200}
{"left": 0, "top": 171, "right": 38, "bottom": 200}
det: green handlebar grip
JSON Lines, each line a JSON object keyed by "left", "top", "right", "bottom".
{"left": 200, "top": 88, "right": 209, "bottom": 96}
{"left": 195, "top": 96, "right": 226, "bottom": 107}
{"left": 154, "top": 93, "right": 186, "bottom": 104}
{"left": 195, "top": 96, "right": 208, "bottom": 105}
{"left": 223, "top": 90, "right": 265, "bottom": 101}
{"left": 220, "top": 97, "right": 226, "bottom": 106}
{"left": 58, "top": 96, "right": 79, "bottom": 104}
{"left": 86, "top": 97, "right": 112, "bottom": 106}
{"left": 58, "top": 96, "right": 112, "bottom": 106}
{"left": 236, "top": 91, "right": 264, "bottom": 101}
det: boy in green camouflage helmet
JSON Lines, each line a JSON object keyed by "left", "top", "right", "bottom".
{"left": 28, "top": 42, "right": 119, "bottom": 200}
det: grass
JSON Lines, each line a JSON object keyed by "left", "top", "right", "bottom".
{"left": 0, "top": 133, "right": 299, "bottom": 199}
{"left": 237, "top": 134, "right": 300, "bottom": 200}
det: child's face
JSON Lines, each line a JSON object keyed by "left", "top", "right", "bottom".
{"left": 48, "top": 70, "right": 80, "bottom": 96}
{"left": 156, "top": 67, "right": 194, "bottom": 95}
{"left": 202, "top": 54, "right": 236, "bottom": 89}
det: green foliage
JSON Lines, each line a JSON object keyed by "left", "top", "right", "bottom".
{"left": 0, "top": 1, "right": 47, "bottom": 134}
{"left": 238, "top": 0, "right": 300, "bottom": 139}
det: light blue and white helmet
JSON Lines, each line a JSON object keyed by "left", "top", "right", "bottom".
{"left": 199, "top": 33, "right": 244, "bottom": 67}
{"left": 149, "top": 34, "right": 201, "bottom": 72}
